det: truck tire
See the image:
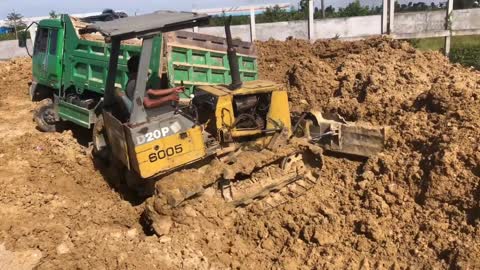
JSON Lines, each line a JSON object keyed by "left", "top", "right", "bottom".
{"left": 34, "top": 98, "right": 57, "bottom": 132}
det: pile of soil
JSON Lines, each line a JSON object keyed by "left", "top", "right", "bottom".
{"left": 0, "top": 36, "right": 479, "bottom": 269}
{"left": 0, "top": 59, "right": 211, "bottom": 269}
{"left": 255, "top": 37, "right": 480, "bottom": 268}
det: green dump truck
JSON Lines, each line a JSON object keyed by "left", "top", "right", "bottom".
{"left": 28, "top": 14, "right": 258, "bottom": 131}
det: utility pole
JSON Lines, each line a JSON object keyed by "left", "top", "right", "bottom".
{"left": 382, "top": 0, "right": 388, "bottom": 34}
{"left": 388, "top": 0, "right": 395, "bottom": 34}
{"left": 249, "top": 7, "right": 256, "bottom": 42}
{"left": 444, "top": 0, "right": 453, "bottom": 56}
{"left": 308, "top": 0, "right": 314, "bottom": 40}
{"left": 321, "top": 0, "right": 325, "bottom": 18}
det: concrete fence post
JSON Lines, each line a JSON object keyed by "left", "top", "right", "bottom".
{"left": 321, "top": 0, "right": 325, "bottom": 18}
{"left": 193, "top": 26, "right": 199, "bottom": 33}
{"left": 388, "top": 0, "right": 395, "bottom": 34}
{"left": 308, "top": 0, "right": 314, "bottom": 41}
{"left": 249, "top": 7, "right": 256, "bottom": 42}
{"left": 382, "top": 0, "right": 388, "bottom": 34}
{"left": 444, "top": 0, "right": 453, "bottom": 56}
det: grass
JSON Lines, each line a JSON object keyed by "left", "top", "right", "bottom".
{"left": 410, "top": 35, "right": 480, "bottom": 69}
{"left": 0, "top": 30, "right": 30, "bottom": 41}
{"left": 0, "top": 33, "right": 17, "bottom": 41}
{"left": 411, "top": 35, "right": 480, "bottom": 51}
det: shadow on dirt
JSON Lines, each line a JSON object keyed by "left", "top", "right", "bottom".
{"left": 92, "top": 156, "right": 149, "bottom": 206}
{"left": 466, "top": 184, "right": 480, "bottom": 226}
{"left": 35, "top": 121, "right": 92, "bottom": 147}
{"left": 58, "top": 122, "right": 92, "bottom": 147}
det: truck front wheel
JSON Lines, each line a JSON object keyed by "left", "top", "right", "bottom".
{"left": 34, "top": 98, "right": 57, "bottom": 132}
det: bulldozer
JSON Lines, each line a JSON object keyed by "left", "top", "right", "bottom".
{"left": 89, "top": 11, "right": 387, "bottom": 235}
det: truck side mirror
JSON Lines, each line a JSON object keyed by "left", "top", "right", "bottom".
{"left": 18, "top": 31, "right": 27, "bottom": 48}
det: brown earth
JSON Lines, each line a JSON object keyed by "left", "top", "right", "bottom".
{"left": 0, "top": 36, "right": 479, "bottom": 269}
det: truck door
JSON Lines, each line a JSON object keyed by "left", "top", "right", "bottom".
{"left": 32, "top": 27, "right": 49, "bottom": 84}
{"left": 46, "top": 28, "right": 63, "bottom": 89}
{"left": 32, "top": 27, "right": 63, "bottom": 89}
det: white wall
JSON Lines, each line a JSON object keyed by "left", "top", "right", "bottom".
{"left": 313, "top": 15, "right": 381, "bottom": 39}
{"left": 198, "top": 20, "right": 308, "bottom": 41}
{"left": 256, "top": 20, "right": 308, "bottom": 40}
{"left": 197, "top": 9, "right": 480, "bottom": 42}
{"left": 394, "top": 10, "right": 446, "bottom": 34}
{"left": 197, "top": 24, "right": 251, "bottom": 41}
{"left": 452, "top": 8, "right": 480, "bottom": 30}
{"left": 198, "top": 17, "right": 378, "bottom": 41}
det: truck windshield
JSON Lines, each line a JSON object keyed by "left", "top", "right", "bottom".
{"left": 49, "top": 29, "right": 58, "bottom": 54}
{"left": 33, "top": 28, "right": 48, "bottom": 55}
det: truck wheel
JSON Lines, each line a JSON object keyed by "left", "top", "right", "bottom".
{"left": 92, "top": 115, "right": 111, "bottom": 162}
{"left": 34, "top": 98, "right": 57, "bottom": 132}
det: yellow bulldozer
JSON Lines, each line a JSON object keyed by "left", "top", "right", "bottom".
{"left": 89, "top": 11, "right": 387, "bottom": 235}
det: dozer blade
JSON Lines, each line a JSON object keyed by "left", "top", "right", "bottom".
{"left": 304, "top": 111, "right": 387, "bottom": 158}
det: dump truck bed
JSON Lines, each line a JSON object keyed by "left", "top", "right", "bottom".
{"left": 164, "top": 31, "right": 257, "bottom": 96}
{"left": 60, "top": 15, "right": 258, "bottom": 97}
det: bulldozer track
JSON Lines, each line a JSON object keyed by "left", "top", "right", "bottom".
{"left": 248, "top": 171, "right": 320, "bottom": 212}
{"left": 144, "top": 142, "right": 324, "bottom": 236}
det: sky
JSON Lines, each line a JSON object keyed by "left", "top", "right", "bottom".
{"left": 1, "top": 0, "right": 443, "bottom": 19}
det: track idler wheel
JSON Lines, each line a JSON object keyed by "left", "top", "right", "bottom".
{"left": 281, "top": 153, "right": 305, "bottom": 173}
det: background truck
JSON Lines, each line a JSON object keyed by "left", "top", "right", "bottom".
{"left": 27, "top": 14, "right": 258, "bottom": 131}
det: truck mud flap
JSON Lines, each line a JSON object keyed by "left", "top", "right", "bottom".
{"left": 103, "top": 111, "right": 130, "bottom": 168}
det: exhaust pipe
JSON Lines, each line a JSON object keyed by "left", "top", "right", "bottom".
{"left": 225, "top": 16, "right": 242, "bottom": 90}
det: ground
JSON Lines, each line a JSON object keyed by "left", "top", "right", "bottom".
{"left": 0, "top": 37, "right": 479, "bottom": 269}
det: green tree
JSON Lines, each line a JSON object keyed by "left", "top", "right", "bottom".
{"left": 261, "top": 5, "right": 288, "bottom": 23}
{"left": 6, "top": 11, "right": 26, "bottom": 40}
{"left": 337, "top": 0, "right": 371, "bottom": 17}
{"left": 325, "top": 5, "right": 335, "bottom": 13}
{"left": 454, "top": 0, "right": 476, "bottom": 9}
{"left": 49, "top": 10, "right": 58, "bottom": 19}
{"left": 299, "top": 0, "right": 309, "bottom": 12}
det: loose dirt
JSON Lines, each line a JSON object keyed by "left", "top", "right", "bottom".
{"left": 0, "top": 36, "right": 479, "bottom": 269}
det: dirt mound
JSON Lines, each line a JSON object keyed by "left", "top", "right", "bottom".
{"left": 255, "top": 37, "right": 480, "bottom": 268}
{"left": 0, "top": 58, "right": 213, "bottom": 269}
{"left": 0, "top": 34, "right": 479, "bottom": 269}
